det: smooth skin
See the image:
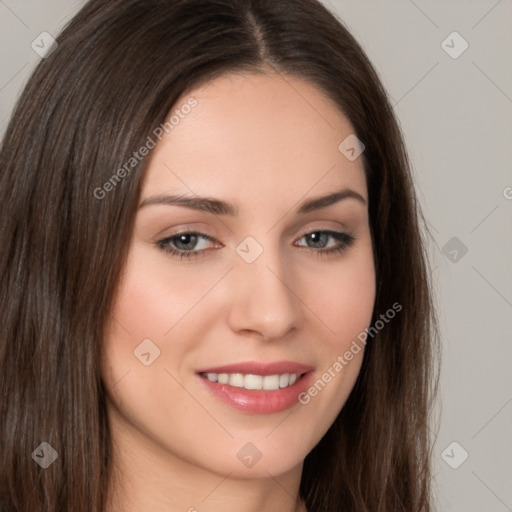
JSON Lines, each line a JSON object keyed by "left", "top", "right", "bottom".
{"left": 101, "top": 69, "right": 376, "bottom": 512}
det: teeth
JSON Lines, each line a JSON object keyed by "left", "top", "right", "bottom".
{"left": 203, "top": 372, "right": 301, "bottom": 390}
{"left": 262, "top": 375, "right": 280, "bottom": 391}
{"left": 228, "top": 373, "right": 244, "bottom": 387}
{"left": 217, "top": 373, "right": 229, "bottom": 384}
{"left": 244, "top": 374, "right": 263, "bottom": 390}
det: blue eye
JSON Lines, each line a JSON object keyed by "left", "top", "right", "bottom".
{"left": 156, "top": 231, "right": 215, "bottom": 260}
{"left": 296, "top": 230, "right": 356, "bottom": 257}
{"left": 156, "top": 230, "right": 355, "bottom": 260}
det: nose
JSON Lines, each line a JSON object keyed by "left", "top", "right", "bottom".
{"left": 226, "top": 244, "right": 304, "bottom": 341}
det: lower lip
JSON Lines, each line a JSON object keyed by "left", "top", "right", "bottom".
{"left": 197, "top": 372, "right": 314, "bottom": 414}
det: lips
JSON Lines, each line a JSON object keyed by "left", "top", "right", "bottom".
{"left": 196, "top": 360, "right": 315, "bottom": 414}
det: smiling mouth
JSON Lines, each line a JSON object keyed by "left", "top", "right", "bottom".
{"left": 199, "top": 371, "right": 307, "bottom": 391}
{"left": 196, "top": 362, "right": 315, "bottom": 414}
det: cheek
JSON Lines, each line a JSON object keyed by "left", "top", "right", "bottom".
{"left": 100, "top": 244, "right": 227, "bottom": 392}
{"left": 100, "top": 249, "right": 173, "bottom": 389}
{"left": 108, "top": 246, "right": 216, "bottom": 341}
{"left": 303, "top": 246, "right": 376, "bottom": 351}
{"left": 293, "top": 244, "right": 375, "bottom": 421}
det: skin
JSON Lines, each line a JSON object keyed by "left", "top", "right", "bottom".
{"left": 101, "top": 69, "right": 376, "bottom": 512}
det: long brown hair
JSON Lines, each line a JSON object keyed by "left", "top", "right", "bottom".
{"left": 0, "top": 0, "right": 440, "bottom": 510}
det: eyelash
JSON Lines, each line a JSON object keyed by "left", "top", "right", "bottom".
{"left": 156, "top": 229, "right": 356, "bottom": 261}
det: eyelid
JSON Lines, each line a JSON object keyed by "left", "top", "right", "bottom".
{"left": 150, "top": 222, "right": 221, "bottom": 242}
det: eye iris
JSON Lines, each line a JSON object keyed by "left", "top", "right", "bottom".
{"left": 174, "top": 234, "right": 198, "bottom": 250}
{"left": 307, "top": 232, "right": 328, "bottom": 249}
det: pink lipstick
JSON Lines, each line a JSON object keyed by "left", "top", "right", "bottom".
{"left": 196, "top": 360, "right": 315, "bottom": 414}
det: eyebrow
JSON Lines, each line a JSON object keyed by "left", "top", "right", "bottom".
{"left": 138, "top": 186, "right": 366, "bottom": 216}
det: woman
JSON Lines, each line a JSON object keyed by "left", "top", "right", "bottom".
{"left": 0, "top": 0, "right": 440, "bottom": 511}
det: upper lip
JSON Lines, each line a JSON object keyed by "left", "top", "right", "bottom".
{"left": 196, "top": 361, "right": 315, "bottom": 376}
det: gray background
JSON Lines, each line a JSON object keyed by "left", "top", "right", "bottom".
{"left": 1, "top": 1, "right": 511, "bottom": 510}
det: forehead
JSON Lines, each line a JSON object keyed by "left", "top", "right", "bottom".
{"left": 141, "top": 71, "right": 367, "bottom": 209}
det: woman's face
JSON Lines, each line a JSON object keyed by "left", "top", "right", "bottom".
{"left": 101, "top": 70, "right": 375, "bottom": 480}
